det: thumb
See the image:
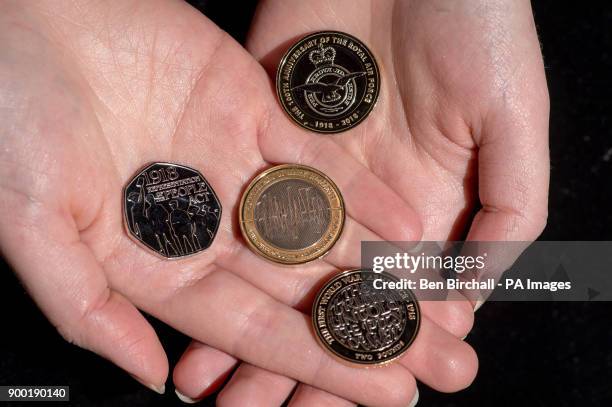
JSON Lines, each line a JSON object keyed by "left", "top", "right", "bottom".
{"left": 0, "top": 198, "right": 168, "bottom": 393}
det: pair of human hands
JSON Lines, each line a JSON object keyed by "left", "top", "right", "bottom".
{"left": 0, "top": 0, "right": 548, "bottom": 405}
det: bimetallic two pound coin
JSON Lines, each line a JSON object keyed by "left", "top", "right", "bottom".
{"left": 277, "top": 31, "right": 380, "bottom": 134}
{"left": 239, "top": 164, "right": 344, "bottom": 264}
{"left": 123, "top": 162, "right": 222, "bottom": 259}
{"left": 312, "top": 270, "right": 420, "bottom": 366}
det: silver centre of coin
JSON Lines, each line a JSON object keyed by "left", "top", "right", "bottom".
{"left": 254, "top": 179, "right": 331, "bottom": 250}
{"left": 327, "top": 282, "right": 408, "bottom": 352}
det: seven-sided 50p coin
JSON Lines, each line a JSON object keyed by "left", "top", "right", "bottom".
{"left": 123, "top": 162, "right": 221, "bottom": 259}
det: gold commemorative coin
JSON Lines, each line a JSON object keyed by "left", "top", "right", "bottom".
{"left": 312, "top": 269, "right": 421, "bottom": 366}
{"left": 239, "top": 164, "right": 344, "bottom": 264}
{"left": 276, "top": 31, "right": 380, "bottom": 134}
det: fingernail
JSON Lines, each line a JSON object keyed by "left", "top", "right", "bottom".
{"left": 149, "top": 383, "right": 165, "bottom": 395}
{"left": 461, "top": 334, "right": 468, "bottom": 340}
{"left": 129, "top": 374, "right": 166, "bottom": 394}
{"left": 474, "top": 299, "right": 484, "bottom": 312}
{"left": 409, "top": 387, "right": 419, "bottom": 407}
{"left": 175, "top": 389, "right": 200, "bottom": 404}
{"left": 408, "top": 240, "right": 424, "bottom": 253}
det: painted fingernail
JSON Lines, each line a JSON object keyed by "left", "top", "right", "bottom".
{"left": 474, "top": 299, "right": 485, "bottom": 311}
{"left": 175, "top": 389, "right": 200, "bottom": 404}
{"left": 409, "top": 387, "right": 419, "bottom": 407}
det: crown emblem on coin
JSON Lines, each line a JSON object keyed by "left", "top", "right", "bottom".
{"left": 308, "top": 43, "right": 336, "bottom": 66}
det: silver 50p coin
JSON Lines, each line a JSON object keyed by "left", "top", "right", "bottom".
{"left": 123, "top": 162, "right": 221, "bottom": 258}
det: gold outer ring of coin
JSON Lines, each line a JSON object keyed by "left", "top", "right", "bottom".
{"left": 311, "top": 269, "right": 421, "bottom": 367}
{"left": 239, "top": 164, "right": 345, "bottom": 265}
{"left": 275, "top": 30, "right": 381, "bottom": 134}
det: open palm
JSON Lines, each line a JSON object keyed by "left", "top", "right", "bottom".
{"left": 248, "top": 0, "right": 549, "bottom": 243}
{"left": 0, "top": 1, "right": 479, "bottom": 406}
{"left": 196, "top": 0, "right": 551, "bottom": 404}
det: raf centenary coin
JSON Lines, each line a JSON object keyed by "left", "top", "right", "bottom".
{"left": 276, "top": 31, "right": 380, "bottom": 133}
{"left": 239, "top": 164, "right": 344, "bottom": 264}
{"left": 312, "top": 270, "right": 420, "bottom": 366}
{"left": 123, "top": 162, "right": 221, "bottom": 259}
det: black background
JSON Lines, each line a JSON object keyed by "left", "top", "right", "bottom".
{"left": 1, "top": 1, "right": 611, "bottom": 406}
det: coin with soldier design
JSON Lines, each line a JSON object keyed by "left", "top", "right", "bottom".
{"left": 123, "top": 162, "right": 221, "bottom": 259}
{"left": 277, "top": 31, "right": 380, "bottom": 133}
{"left": 312, "top": 270, "right": 420, "bottom": 366}
{"left": 239, "top": 164, "right": 344, "bottom": 264}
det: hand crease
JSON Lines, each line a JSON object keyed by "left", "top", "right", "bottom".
{"left": 166, "top": 32, "right": 228, "bottom": 154}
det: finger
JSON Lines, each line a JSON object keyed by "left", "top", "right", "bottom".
{"left": 170, "top": 271, "right": 472, "bottom": 402}
{"left": 259, "top": 111, "right": 422, "bottom": 243}
{"left": 327, "top": 223, "right": 475, "bottom": 338}
{"left": 217, "top": 363, "right": 295, "bottom": 407}
{"left": 323, "top": 215, "right": 391, "bottom": 269}
{"left": 219, "top": 244, "right": 337, "bottom": 309}
{"left": 173, "top": 341, "right": 238, "bottom": 403}
{"left": 223, "top": 248, "right": 476, "bottom": 391}
{"left": 288, "top": 384, "right": 357, "bottom": 407}
{"left": 153, "top": 268, "right": 417, "bottom": 407}
{"left": 400, "top": 314, "right": 478, "bottom": 392}
{"left": 225, "top": 243, "right": 474, "bottom": 340}
{"left": 175, "top": 344, "right": 361, "bottom": 407}
{"left": 464, "top": 12, "right": 549, "bottom": 308}
{"left": 468, "top": 106, "right": 549, "bottom": 242}
{"left": 0, "top": 214, "right": 168, "bottom": 392}
{"left": 419, "top": 300, "right": 474, "bottom": 339}
{"left": 467, "top": 0, "right": 549, "bottom": 244}
{"left": 328, "top": 224, "right": 474, "bottom": 339}
{"left": 221, "top": 209, "right": 406, "bottom": 308}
